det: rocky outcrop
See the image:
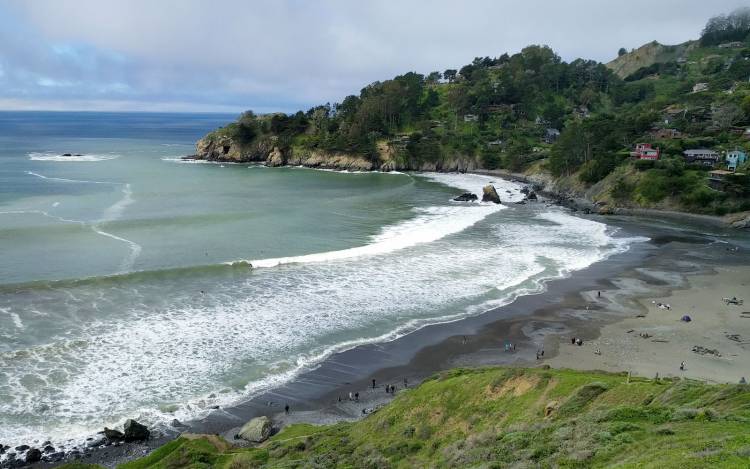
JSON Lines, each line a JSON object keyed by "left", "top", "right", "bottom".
{"left": 482, "top": 184, "right": 501, "bottom": 204}
{"left": 123, "top": 419, "right": 150, "bottom": 442}
{"left": 453, "top": 192, "right": 478, "bottom": 202}
{"left": 24, "top": 448, "right": 41, "bottom": 464}
{"left": 104, "top": 427, "right": 124, "bottom": 440}
{"left": 237, "top": 416, "right": 272, "bottom": 443}
{"left": 192, "top": 135, "right": 483, "bottom": 173}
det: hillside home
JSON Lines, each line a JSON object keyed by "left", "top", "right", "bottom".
{"left": 683, "top": 149, "right": 719, "bottom": 166}
{"left": 650, "top": 128, "right": 682, "bottom": 139}
{"left": 718, "top": 41, "right": 744, "bottom": 48}
{"left": 726, "top": 149, "right": 748, "bottom": 171}
{"left": 544, "top": 128, "right": 560, "bottom": 144}
{"left": 463, "top": 114, "right": 479, "bottom": 122}
{"left": 692, "top": 82, "right": 709, "bottom": 93}
{"left": 631, "top": 143, "right": 660, "bottom": 160}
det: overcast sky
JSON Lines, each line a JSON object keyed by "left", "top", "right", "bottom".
{"left": 0, "top": 0, "right": 747, "bottom": 113}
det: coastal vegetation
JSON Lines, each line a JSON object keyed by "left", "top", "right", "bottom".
{"left": 72, "top": 367, "right": 750, "bottom": 468}
{"left": 198, "top": 8, "right": 750, "bottom": 215}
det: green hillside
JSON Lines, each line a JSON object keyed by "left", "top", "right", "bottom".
{"left": 74, "top": 367, "right": 750, "bottom": 468}
{"left": 199, "top": 8, "right": 750, "bottom": 215}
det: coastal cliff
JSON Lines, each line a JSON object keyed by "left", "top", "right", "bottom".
{"left": 191, "top": 134, "right": 481, "bottom": 172}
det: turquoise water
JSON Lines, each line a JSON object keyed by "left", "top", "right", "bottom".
{"left": 0, "top": 112, "right": 639, "bottom": 449}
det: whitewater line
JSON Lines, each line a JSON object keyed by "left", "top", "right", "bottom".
{"left": 22, "top": 171, "right": 142, "bottom": 272}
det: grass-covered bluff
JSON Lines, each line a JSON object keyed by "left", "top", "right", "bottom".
{"left": 195, "top": 8, "right": 750, "bottom": 216}
{"left": 67, "top": 367, "right": 750, "bottom": 468}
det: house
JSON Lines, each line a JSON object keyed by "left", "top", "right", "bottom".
{"left": 683, "top": 149, "right": 720, "bottom": 166}
{"left": 631, "top": 143, "right": 660, "bottom": 160}
{"left": 544, "top": 128, "right": 560, "bottom": 144}
{"left": 572, "top": 105, "right": 590, "bottom": 119}
{"left": 718, "top": 41, "right": 744, "bottom": 49}
{"left": 650, "top": 128, "right": 682, "bottom": 139}
{"left": 487, "top": 139, "right": 504, "bottom": 148}
{"left": 726, "top": 149, "right": 748, "bottom": 171}
{"left": 463, "top": 114, "right": 479, "bottom": 122}
{"left": 692, "top": 82, "right": 709, "bottom": 93}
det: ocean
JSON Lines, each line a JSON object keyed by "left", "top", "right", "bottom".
{"left": 0, "top": 112, "right": 641, "bottom": 449}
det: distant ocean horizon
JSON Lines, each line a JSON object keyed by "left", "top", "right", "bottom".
{"left": 0, "top": 111, "right": 643, "bottom": 450}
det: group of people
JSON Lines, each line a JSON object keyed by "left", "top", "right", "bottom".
{"left": 571, "top": 337, "right": 583, "bottom": 346}
{"left": 652, "top": 300, "right": 671, "bottom": 310}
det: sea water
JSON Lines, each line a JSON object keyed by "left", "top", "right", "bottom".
{"left": 0, "top": 112, "right": 641, "bottom": 449}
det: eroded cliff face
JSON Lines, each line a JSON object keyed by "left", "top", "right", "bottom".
{"left": 192, "top": 136, "right": 482, "bottom": 172}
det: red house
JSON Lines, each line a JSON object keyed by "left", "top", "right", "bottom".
{"left": 631, "top": 143, "right": 660, "bottom": 160}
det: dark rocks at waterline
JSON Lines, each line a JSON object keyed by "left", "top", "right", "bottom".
{"left": 520, "top": 186, "right": 530, "bottom": 195}
{"left": 24, "top": 449, "right": 41, "bottom": 464}
{"left": 104, "top": 427, "right": 125, "bottom": 441}
{"left": 527, "top": 191, "right": 537, "bottom": 200}
{"left": 42, "top": 445, "right": 55, "bottom": 454}
{"left": 13, "top": 446, "right": 28, "bottom": 453}
{"left": 123, "top": 419, "right": 150, "bottom": 442}
{"left": 453, "top": 192, "right": 478, "bottom": 202}
{"left": 481, "top": 184, "right": 501, "bottom": 204}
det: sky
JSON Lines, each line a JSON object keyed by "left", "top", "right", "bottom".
{"left": 0, "top": 0, "right": 748, "bottom": 113}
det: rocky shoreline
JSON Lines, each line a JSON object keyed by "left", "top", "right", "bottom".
{"left": 186, "top": 135, "right": 750, "bottom": 230}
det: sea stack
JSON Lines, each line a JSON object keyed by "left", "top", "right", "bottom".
{"left": 482, "top": 184, "right": 501, "bottom": 204}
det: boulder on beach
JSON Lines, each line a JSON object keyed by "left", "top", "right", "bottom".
{"left": 482, "top": 184, "right": 501, "bottom": 204}
{"left": 237, "top": 416, "right": 272, "bottom": 443}
{"left": 123, "top": 419, "right": 150, "bottom": 442}
{"left": 527, "top": 191, "right": 538, "bottom": 200}
{"left": 104, "top": 427, "right": 124, "bottom": 440}
{"left": 25, "top": 448, "right": 42, "bottom": 463}
{"left": 453, "top": 192, "right": 478, "bottom": 202}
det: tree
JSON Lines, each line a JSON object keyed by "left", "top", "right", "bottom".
{"left": 426, "top": 71, "right": 442, "bottom": 84}
{"left": 443, "top": 69, "right": 457, "bottom": 83}
{"left": 618, "top": 47, "right": 627, "bottom": 57}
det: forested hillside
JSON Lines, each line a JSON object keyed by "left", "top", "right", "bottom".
{"left": 198, "top": 8, "right": 750, "bottom": 215}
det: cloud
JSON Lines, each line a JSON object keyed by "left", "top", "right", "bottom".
{"left": 1, "top": 0, "right": 748, "bottom": 112}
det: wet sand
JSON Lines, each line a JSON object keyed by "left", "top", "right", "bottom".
{"left": 32, "top": 214, "right": 750, "bottom": 468}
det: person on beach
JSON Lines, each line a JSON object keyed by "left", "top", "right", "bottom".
{"left": 338, "top": 396, "right": 342, "bottom": 402}
{"left": 571, "top": 337, "right": 576, "bottom": 345}
{"left": 680, "top": 361, "right": 686, "bottom": 371}
{"left": 354, "top": 392, "right": 359, "bottom": 402}
{"left": 284, "top": 404, "right": 289, "bottom": 414}
{"left": 595, "top": 348, "right": 601, "bottom": 355}
{"left": 597, "top": 291, "right": 601, "bottom": 298}
{"left": 349, "top": 392, "right": 354, "bottom": 401}
{"left": 403, "top": 378, "right": 408, "bottom": 388}
{"left": 372, "top": 379, "right": 376, "bottom": 389}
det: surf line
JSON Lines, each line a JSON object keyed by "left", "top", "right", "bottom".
{"left": 23, "top": 171, "right": 142, "bottom": 272}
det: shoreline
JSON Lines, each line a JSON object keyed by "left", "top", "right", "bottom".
{"left": 20, "top": 209, "right": 748, "bottom": 468}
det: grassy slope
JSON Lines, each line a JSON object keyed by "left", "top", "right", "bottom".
{"left": 70, "top": 367, "right": 750, "bottom": 469}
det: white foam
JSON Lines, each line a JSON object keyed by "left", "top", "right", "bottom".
{"left": 28, "top": 152, "right": 119, "bottom": 162}
{"left": 1, "top": 308, "right": 24, "bottom": 330}
{"left": 26, "top": 170, "right": 115, "bottom": 185}
{"left": 237, "top": 204, "right": 503, "bottom": 268}
{"left": 418, "top": 172, "right": 526, "bottom": 203}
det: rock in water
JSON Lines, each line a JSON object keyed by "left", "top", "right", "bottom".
{"left": 237, "top": 416, "right": 272, "bottom": 443}
{"left": 527, "top": 191, "right": 538, "bottom": 200}
{"left": 482, "top": 184, "right": 501, "bottom": 204}
{"left": 123, "top": 419, "right": 150, "bottom": 442}
{"left": 453, "top": 192, "right": 478, "bottom": 202}
{"left": 25, "top": 448, "right": 42, "bottom": 463}
{"left": 104, "top": 427, "right": 124, "bottom": 440}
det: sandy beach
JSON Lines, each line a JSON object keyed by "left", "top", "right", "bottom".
{"left": 547, "top": 264, "right": 750, "bottom": 384}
